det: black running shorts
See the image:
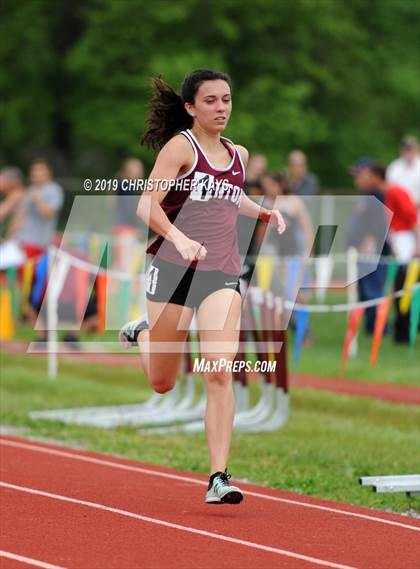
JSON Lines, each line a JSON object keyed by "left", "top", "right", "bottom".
{"left": 145, "top": 257, "right": 241, "bottom": 308}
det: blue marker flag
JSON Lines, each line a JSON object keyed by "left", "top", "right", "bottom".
{"left": 293, "top": 308, "right": 310, "bottom": 366}
{"left": 286, "top": 256, "right": 301, "bottom": 301}
{"left": 30, "top": 254, "right": 48, "bottom": 306}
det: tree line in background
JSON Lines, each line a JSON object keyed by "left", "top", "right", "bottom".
{"left": 1, "top": 0, "right": 419, "bottom": 187}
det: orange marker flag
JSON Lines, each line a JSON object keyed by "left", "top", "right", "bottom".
{"left": 370, "top": 296, "right": 393, "bottom": 366}
{"left": 96, "top": 272, "right": 107, "bottom": 333}
{"left": 0, "top": 288, "right": 15, "bottom": 340}
{"left": 342, "top": 306, "right": 365, "bottom": 366}
{"left": 75, "top": 268, "right": 89, "bottom": 323}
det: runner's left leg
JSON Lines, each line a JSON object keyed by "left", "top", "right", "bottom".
{"left": 196, "top": 288, "right": 241, "bottom": 474}
{"left": 137, "top": 300, "right": 194, "bottom": 393}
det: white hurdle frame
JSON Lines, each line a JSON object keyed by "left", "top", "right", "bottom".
{"left": 359, "top": 474, "right": 420, "bottom": 496}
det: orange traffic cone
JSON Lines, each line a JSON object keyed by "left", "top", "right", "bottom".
{"left": 0, "top": 288, "right": 15, "bottom": 340}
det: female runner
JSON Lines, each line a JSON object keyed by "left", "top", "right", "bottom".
{"left": 119, "top": 69, "right": 285, "bottom": 504}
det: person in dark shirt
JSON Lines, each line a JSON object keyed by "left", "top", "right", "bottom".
{"left": 347, "top": 158, "right": 390, "bottom": 334}
{"left": 287, "top": 150, "right": 319, "bottom": 196}
{"left": 111, "top": 157, "right": 145, "bottom": 273}
{"left": 362, "top": 162, "right": 418, "bottom": 343}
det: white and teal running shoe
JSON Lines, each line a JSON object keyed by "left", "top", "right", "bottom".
{"left": 205, "top": 470, "right": 244, "bottom": 504}
{"left": 118, "top": 315, "right": 149, "bottom": 348}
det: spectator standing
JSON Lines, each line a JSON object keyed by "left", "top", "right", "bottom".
{"left": 243, "top": 153, "right": 267, "bottom": 196}
{"left": 369, "top": 163, "right": 417, "bottom": 263}
{"left": 347, "top": 158, "right": 390, "bottom": 335}
{"left": 12, "top": 159, "right": 64, "bottom": 341}
{"left": 368, "top": 162, "right": 417, "bottom": 343}
{"left": 112, "top": 157, "right": 145, "bottom": 273}
{"left": 13, "top": 158, "right": 64, "bottom": 259}
{"left": 259, "top": 172, "right": 313, "bottom": 336}
{"left": 259, "top": 172, "right": 313, "bottom": 259}
{"left": 114, "top": 157, "right": 145, "bottom": 229}
{"left": 238, "top": 153, "right": 268, "bottom": 285}
{"left": 0, "top": 167, "right": 27, "bottom": 269}
{"left": 0, "top": 167, "right": 25, "bottom": 239}
{"left": 287, "top": 150, "right": 319, "bottom": 196}
{"left": 386, "top": 135, "right": 420, "bottom": 206}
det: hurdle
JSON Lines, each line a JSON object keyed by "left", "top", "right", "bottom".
{"left": 30, "top": 390, "right": 178, "bottom": 427}
{"left": 139, "top": 287, "right": 289, "bottom": 435}
{"left": 359, "top": 474, "right": 420, "bottom": 496}
{"left": 30, "top": 353, "right": 203, "bottom": 428}
{"left": 30, "top": 274, "right": 289, "bottom": 433}
{"left": 234, "top": 291, "right": 289, "bottom": 432}
{"left": 30, "top": 324, "right": 210, "bottom": 428}
{"left": 116, "top": 351, "right": 208, "bottom": 428}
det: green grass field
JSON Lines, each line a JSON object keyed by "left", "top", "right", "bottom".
{"left": 2, "top": 289, "right": 419, "bottom": 514}
{"left": 1, "top": 347, "right": 419, "bottom": 516}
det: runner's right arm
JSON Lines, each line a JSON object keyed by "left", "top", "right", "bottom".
{"left": 137, "top": 135, "right": 207, "bottom": 262}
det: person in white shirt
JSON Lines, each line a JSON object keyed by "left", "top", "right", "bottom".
{"left": 386, "top": 135, "right": 420, "bottom": 206}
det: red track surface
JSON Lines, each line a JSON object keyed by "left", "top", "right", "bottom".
{"left": 1, "top": 436, "right": 419, "bottom": 569}
{"left": 289, "top": 374, "right": 420, "bottom": 406}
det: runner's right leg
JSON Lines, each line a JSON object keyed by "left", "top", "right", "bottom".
{"left": 137, "top": 300, "right": 194, "bottom": 394}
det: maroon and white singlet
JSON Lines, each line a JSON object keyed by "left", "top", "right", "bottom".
{"left": 147, "top": 129, "right": 245, "bottom": 275}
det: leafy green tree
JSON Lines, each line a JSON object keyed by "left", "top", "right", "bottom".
{"left": 1, "top": 0, "right": 419, "bottom": 186}
{"left": 0, "top": 0, "right": 56, "bottom": 163}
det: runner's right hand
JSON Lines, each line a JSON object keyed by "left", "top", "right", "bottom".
{"left": 173, "top": 233, "right": 207, "bottom": 262}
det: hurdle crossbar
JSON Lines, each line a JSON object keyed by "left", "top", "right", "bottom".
{"left": 359, "top": 474, "right": 420, "bottom": 495}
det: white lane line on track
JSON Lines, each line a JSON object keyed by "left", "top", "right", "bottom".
{"left": 2, "top": 437, "right": 419, "bottom": 532}
{"left": 0, "top": 481, "right": 358, "bottom": 569}
{"left": 0, "top": 550, "right": 68, "bottom": 569}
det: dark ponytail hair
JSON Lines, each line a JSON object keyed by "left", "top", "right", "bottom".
{"left": 141, "top": 69, "right": 232, "bottom": 150}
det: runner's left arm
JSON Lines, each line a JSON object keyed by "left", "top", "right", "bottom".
{"left": 239, "top": 194, "right": 286, "bottom": 234}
